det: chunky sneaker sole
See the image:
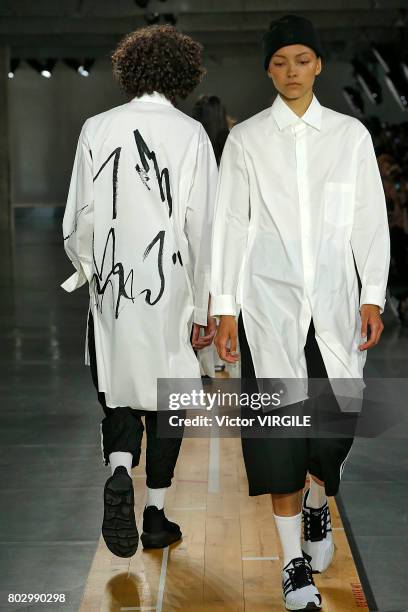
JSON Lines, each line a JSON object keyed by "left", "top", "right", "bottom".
{"left": 283, "top": 556, "right": 322, "bottom": 611}
{"left": 302, "top": 487, "right": 334, "bottom": 573}
{"left": 140, "top": 528, "right": 182, "bottom": 549}
{"left": 102, "top": 466, "right": 139, "bottom": 557}
{"left": 284, "top": 599, "right": 322, "bottom": 611}
{"left": 141, "top": 505, "right": 182, "bottom": 549}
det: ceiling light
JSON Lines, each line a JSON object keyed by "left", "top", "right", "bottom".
{"left": 8, "top": 58, "right": 19, "bottom": 79}
{"left": 342, "top": 86, "right": 365, "bottom": 115}
{"left": 351, "top": 58, "right": 382, "bottom": 104}
{"left": 27, "top": 58, "right": 57, "bottom": 78}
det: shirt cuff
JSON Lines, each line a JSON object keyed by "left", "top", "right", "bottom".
{"left": 210, "top": 294, "right": 240, "bottom": 317}
{"left": 359, "top": 285, "right": 386, "bottom": 314}
{"left": 61, "top": 262, "right": 89, "bottom": 292}
{"left": 193, "top": 307, "right": 208, "bottom": 326}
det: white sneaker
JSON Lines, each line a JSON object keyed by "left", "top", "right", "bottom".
{"left": 282, "top": 556, "right": 322, "bottom": 610}
{"left": 301, "top": 488, "right": 335, "bottom": 573}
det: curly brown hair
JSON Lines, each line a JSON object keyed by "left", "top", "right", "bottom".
{"left": 111, "top": 24, "right": 206, "bottom": 103}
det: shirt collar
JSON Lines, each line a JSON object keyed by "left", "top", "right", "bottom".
{"left": 271, "top": 92, "right": 322, "bottom": 131}
{"left": 131, "top": 91, "right": 174, "bottom": 107}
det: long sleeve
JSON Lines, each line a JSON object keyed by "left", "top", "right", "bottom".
{"left": 61, "top": 119, "right": 94, "bottom": 292}
{"left": 210, "top": 127, "right": 250, "bottom": 317}
{"left": 184, "top": 125, "right": 218, "bottom": 325}
{"left": 350, "top": 128, "right": 390, "bottom": 314}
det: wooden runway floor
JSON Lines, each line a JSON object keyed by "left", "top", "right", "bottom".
{"left": 79, "top": 434, "right": 368, "bottom": 611}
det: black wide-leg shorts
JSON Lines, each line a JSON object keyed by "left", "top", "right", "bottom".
{"left": 238, "top": 312, "right": 356, "bottom": 497}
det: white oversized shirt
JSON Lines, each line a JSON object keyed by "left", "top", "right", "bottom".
{"left": 210, "top": 92, "right": 390, "bottom": 383}
{"left": 61, "top": 92, "right": 218, "bottom": 410}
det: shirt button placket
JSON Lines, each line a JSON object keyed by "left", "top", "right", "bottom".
{"left": 293, "top": 122, "right": 314, "bottom": 302}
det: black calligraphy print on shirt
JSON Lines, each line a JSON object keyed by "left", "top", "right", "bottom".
{"left": 93, "top": 147, "right": 122, "bottom": 220}
{"left": 63, "top": 204, "right": 88, "bottom": 241}
{"left": 172, "top": 251, "right": 183, "bottom": 265}
{"left": 139, "top": 230, "right": 165, "bottom": 306}
{"left": 92, "top": 228, "right": 135, "bottom": 319}
{"left": 132, "top": 129, "right": 183, "bottom": 307}
{"left": 136, "top": 165, "right": 151, "bottom": 190}
{"left": 133, "top": 129, "right": 173, "bottom": 218}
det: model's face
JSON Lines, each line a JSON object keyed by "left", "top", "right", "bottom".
{"left": 267, "top": 44, "right": 321, "bottom": 98}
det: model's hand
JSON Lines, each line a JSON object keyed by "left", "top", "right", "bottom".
{"left": 191, "top": 316, "right": 217, "bottom": 350}
{"left": 214, "top": 315, "right": 240, "bottom": 363}
{"left": 358, "top": 304, "right": 384, "bottom": 351}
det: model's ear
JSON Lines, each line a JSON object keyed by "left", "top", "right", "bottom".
{"left": 266, "top": 56, "right": 273, "bottom": 78}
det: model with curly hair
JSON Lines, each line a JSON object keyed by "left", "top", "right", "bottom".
{"left": 112, "top": 24, "right": 206, "bottom": 103}
{"left": 61, "top": 24, "right": 218, "bottom": 558}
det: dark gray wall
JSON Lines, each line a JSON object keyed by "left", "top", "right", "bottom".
{"left": 8, "top": 54, "right": 408, "bottom": 207}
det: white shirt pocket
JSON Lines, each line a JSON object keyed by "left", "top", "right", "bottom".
{"left": 324, "top": 181, "right": 354, "bottom": 227}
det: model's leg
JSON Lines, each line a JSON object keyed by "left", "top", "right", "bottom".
{"left": 302, "top": 318, "right": 342, "bottom": 573}
{"left": 88, "top": 310, "right": 145, "bottom": 470}
{"left": 307, "top": 473, "right": 326, "bottom": 508}
{"left": 109, "top": 451, "right": 133, "bottom": 477}
{"left": 100, "top": 407, "right": 144, "bottom": 471}
{"left": 139, "top": 409, "right": 184, "bottom": 549}
{"left": 272, "top": 489, "right": 303, "bottom": 565}
{"left": 306, "top": 431, "right": 353, "bottom": 567}
{"left": 87, "top": 309, "right": 140, "bottom": 557}
{"left": 238, "top": 312, "right": 321, "bottom": 611}
{"left": 146, "top": 484, "right": 166, "bottom": 510}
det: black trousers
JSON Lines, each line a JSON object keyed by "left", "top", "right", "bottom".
{"left": 238, "top": 312, "right": 355, "bottom": 496}
{"left": 87, "top": 310, "right": 184, "bottom": 489}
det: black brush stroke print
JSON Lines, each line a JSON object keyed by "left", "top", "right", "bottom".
{"left": 133, "top": 129, "right": 173, "bottom": 217}
{"left": 92, "top": 228, "right": 134, "bottom": 319}
{"left": 172, "top": 251, "right": 183, "bottom": 265}
{"left": 63, "top": 204, "right": 88, "bottom": 241}
{"left": 93, "top": 147, "right": 121, "bottom": 220}
{"left": 139, "top": 230, "right": 165, "bottom": 306}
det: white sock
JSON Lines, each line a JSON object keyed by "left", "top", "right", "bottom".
{"left": 109, "top": 451, "right": 132, "bottom": 477}
{"left": 274, "top": 511, "right": 303, "bottom": 567}
{"left": 146, "top": 486, "right": 167, "bottom": 510}
{"left": 307, "top": 477, "right": 327, "bottom": 508}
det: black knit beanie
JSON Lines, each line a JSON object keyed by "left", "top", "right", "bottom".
{"left": 263, "top": 14, "right": 324, "bottom": 71}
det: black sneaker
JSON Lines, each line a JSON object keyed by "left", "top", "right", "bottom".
{"left": 282, "top": 556, "right": 322, "bottom": 611}
{"left": 140, "top": 505, "right": 182, "bottom": 549}
{"left": 102, "top": 466, "right": 139, "bottom": 557}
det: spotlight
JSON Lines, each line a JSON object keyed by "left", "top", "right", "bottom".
{"left": 371, "top": 44, "right": 408, "bottom": 88}
{"left": 163, "top": 13, "right": 177, "bottom": 25}
{"left": 27, "top": 58, "right": 56, "bottom": 78}
{"left": 371, "top": 44, "right": 394, "bottom": 74}
{"left": 135, "top": 0, "right": 149, "bottom": 7}
{"left": 351, "top": 58, "right": 382, "bottom": 104}
{"left": 78, "top": 59, "right": 94, "bottom": 77}
{"left": 64, "top": 58, "right": 94, "bottom": 77}
{"left": 401, "top": 59, "right": 408, "bottom": 83}
{"left": 370, "top": 42, "right": 408, "bottom": 89}
{"left": 145, "top": 12, "right": 160, "bottom": 25}
{"left": 384, "top": 67, "right": 408, "bottom": 111}
{"left": 342, "top": 86, "right": 365, "bottom": 115}
{"left": 8, "top": 58, "right": 19, "bottom": 79}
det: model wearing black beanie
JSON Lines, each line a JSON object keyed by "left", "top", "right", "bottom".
{"left": 212, "top": 10, "right": 388, "bottom": 612}
{"left": 263, "top": 14, "right": 324, "bottom": 71}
